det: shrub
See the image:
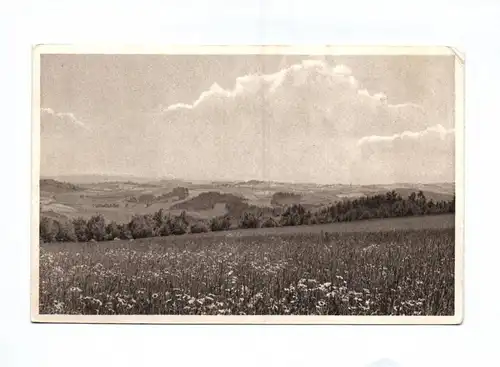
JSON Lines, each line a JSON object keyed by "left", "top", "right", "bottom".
{"left": 210, "top": 216, "right": 232, "bottom": 231}
{"left": 260, "top": 217, "right": 278, "bottom": 228}
{"left": 359, "top": 210, "right": 372, "bottom": 220}
{"left": 239, "top": 212, "right": 260, "bottom": 229}
{"left": 190, "top": 222, "right": 209, "bottom": 234}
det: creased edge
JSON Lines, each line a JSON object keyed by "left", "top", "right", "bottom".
{"left": 448, "top": 46, "right": 465, "bottom": 65}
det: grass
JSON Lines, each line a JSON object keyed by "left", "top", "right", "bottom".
{"left": 39, "top": 220, "right": 455, "bottom": 316}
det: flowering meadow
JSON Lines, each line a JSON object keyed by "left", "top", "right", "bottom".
{"left": 39, "top": 227, "right": 455, "bottom": 316}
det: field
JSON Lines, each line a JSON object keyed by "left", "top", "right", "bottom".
{"left": 39, "top": 215, "right": 455, "bottom": 316}
{"left": 40, "top": 177, "right": 455, "bottom": 224}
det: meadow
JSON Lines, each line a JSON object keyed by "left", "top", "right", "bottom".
{"left": 39, "top": 216, "right": 455, "bottom": 316}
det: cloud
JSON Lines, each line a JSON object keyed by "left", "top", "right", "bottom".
{"left": 41, "top": 108, "right": 96, "bottom": 176}
{"left": 151, "top": 59, "right": 453, "bottom": 183}
{"left": 40, "top": 59, "right": 454, "bottom": 184}
{"left": 161, "top": 59, "right": 428, "bottom": 138}
{"left": 354, "top": 125, "right": 455, "bottom": 184}
{"left": 41, "top": 107, "right": 88, "bottom": 132}
{"left": 357, "top": 124, "right": 454, "bottom": 146}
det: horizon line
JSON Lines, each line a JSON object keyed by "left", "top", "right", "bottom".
{"left": 40, "top": 173, "right": 456, "bottom": 187}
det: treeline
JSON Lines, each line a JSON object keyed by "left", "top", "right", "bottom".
{"left": 278, "top": 190, "right": 455, "bottom": 226}
{"left": 39, "top": 190, "right": 455, "bottom": 243}
{"left": 40, "top": 209, "right": 193, "bottom": 243}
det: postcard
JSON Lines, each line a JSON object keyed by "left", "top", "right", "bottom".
{"left": 31, "top": 45, "right": 464, "bottom": 324}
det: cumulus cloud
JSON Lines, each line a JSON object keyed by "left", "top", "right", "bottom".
{"left": 151, "top": 59, "right": 453, "bottom": 183}
{"left": 162, "top": 59, "right": 428, "bottom": 137}
{"left": 354, "top": 124, "right": 455, "bottom": 184}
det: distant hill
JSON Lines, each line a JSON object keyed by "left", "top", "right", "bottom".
{"left": 40, "top": 179, "right": 84, "bottom": 194}
{"left": 40, "top": 210, "right": 70, "bottom": 221}
{"left": 171, "top": 191, "right": 247, "bottom": 211}
{"left": 271, "top": 192, "right": 303, "bottom": 206}
{"left": 45, "top": 174, "right": 175, "bottom": 185}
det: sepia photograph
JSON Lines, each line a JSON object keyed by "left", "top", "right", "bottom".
{"left": 31, "top": 45, "right": 464, "bottom": 324}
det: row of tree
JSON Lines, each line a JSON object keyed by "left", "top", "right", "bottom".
{"left": 280, "top": 190, "right": 455, "bottom": 226}
{"left": 39, "top": 190, "right": 455, "bottom": 243}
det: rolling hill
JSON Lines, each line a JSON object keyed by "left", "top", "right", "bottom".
{"left": 38, "top": 176, "right": 455, "bottom": 226}
{"left": 40, "top": 179, "right": 84, "bottom": 194}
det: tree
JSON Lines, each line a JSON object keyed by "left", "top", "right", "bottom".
{"left": 280, "top": 204, "right": 306, "bottom": 226}
{"left": 210, "top": 216, "right": 231, "bottom": 231}
{"left": 72, "top": 217, "right": 89, "bottom": 242}
{"left": 55, "top": 220, "right": 76, "bottom": 242}
{"left": 239, "top": 212, "right": 259, "bottom": 229}
{"left": 416, "top": 190, "right": 427, "bottom": 212}
{"left": 40, "top": 216, "right": 59, "bottom": 243}
{"left": 117, "top": 223, "right": 132, "bottom": 240}
{"left": 105, "top": 221, "right": 121, "bottom": 240}
{"left": 449, "top": 196, "right": 456, "bottom": 213}
{"left": 386, "top": 190, "right": 398, "bottom": 203}
{"left": 170, "top": 212, "right": 189, "bottom": 235}
{"left": 87, "top": 214, "right": 106, "bottom": 241}
{"left": 129, "top": 214, "right": 155, "bottom": 239}
{"left": 153, "top": 209, "right": 166, "bottom": 236}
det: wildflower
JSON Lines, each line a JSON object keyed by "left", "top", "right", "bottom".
{"left": 152, "top": 293, "right": 159, "bottom": 299}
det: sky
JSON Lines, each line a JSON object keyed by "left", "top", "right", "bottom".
{"left": 40, "top": 53, "right": 455, "bottom": 184}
